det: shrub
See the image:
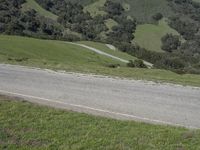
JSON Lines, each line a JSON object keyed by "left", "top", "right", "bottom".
{"left": 161, "top": 34, "right": 181, "bottom": 52}
{"left": 152, "top": 13, "right": 163, "bottom": 21}
{"left": 127, "top": 60, "right": 147, "bottom": 68}
{"left": 107, "top": 64, "right": 120, "bottom": 68}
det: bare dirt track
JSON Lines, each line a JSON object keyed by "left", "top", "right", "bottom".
{"left": 0, "top": 64, "right": 200, "bottom": 128}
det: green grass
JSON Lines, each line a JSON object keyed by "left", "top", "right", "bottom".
{"left": 0, "top": 35, "right": 200, "bottom": 87}
{"left": 104, "top": 19, "right": 118, "bottom": 32}
{"left": 65, "top": 0, "right": 98, "bottom": 6}
{"left": 22, "top": 0, "right": 58, "bottom": 20}
{"left": 84, "top": 0, "right": 172, "bottom": 23}
{"left": 0, "top": 35, "right": 123, "bottom": 72}
{"left": 193, "top": 0, "right": 200, "bottom": 2}
{"left": 84, "top": 0, "right": 107, "bottom": 17}
{"left": 116, "top": 0, "right": 172, "bottom": 23}
{"left": 77, "top": 41, "right": 136, "bottom": 61}
{"left": 0, "top": 97, "right": 200, "bottom": 150}
{"left": 134, "top": 19, "right": 181, "bottom": 52}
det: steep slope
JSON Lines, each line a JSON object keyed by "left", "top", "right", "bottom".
{"left": 0, "top": 35, "right": 124, "bottom": 72}
{"left": 22, "top": 0, "right": 58, "bottom": 20}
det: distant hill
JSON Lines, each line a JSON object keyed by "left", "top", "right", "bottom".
{"left": 22, "top": 0, "right": 58, "bottom": 20}
{"left": 85, "top": 0, "right": 172, "bottom": 23}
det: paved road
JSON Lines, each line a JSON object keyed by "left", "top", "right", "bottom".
{"left": 0, "top": 64, "right": 200, "bottom": 128}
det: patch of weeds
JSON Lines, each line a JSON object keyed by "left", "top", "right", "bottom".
{"left": 127, "top": 60, "right": 147, "bottom": 68}
{"left": 182, "top": 130, "right": 195, "bottom": 140}
{"left": 106, "top": 63, "right": 120, "bottom": 68}
{"left": 7, "top": 57, "right": 29, "bottom": 62}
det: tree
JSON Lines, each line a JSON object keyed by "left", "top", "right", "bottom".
{"left": 127, "top": 59, "right": 147, "bottom": 68}
{"left": 104, "top": 0, "right": 124, "bottom": 16}
{"left": 152, "top": 13, "right": 163, "bottom": 21}
{"left": 161, "top": 34, "right": 181, "bottom": 52}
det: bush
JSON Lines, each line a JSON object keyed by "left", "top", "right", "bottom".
{"left": 152, "top": 13, "right": 163, "bottom": 21}
{"left": 127, "top": 60, "right": 147, "bottom": 68}
{"left": 106, "top": 64, "right": 120, "bottom": 68}
{"left": 161, "top": 34, "right": 181, "bottom": 52}
{"left": 104, "top": 0, "right": 124, "bottom": 16}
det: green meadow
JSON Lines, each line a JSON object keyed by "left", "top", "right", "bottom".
{"left": 134, "top": 19, "right": 180, "bottom": 52}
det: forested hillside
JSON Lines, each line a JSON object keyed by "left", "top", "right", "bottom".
{"left": 0, "top": 0, "right": 200, "bottom": 74}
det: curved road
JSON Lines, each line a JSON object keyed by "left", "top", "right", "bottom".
{"left": 0, "top": 64, "right": 200, "bottom": 128}
{"left": 68, "top": 42, "right": 153, "bottom": 67}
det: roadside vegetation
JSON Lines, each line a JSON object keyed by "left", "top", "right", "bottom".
{"left": 0, "top": 97, "right": 200, "bottom": 150}
{"left": 0, "top": 35, "right": 200, "bottom": 87}
{"left": 1, "top": 0, "right": 200, "bottom": 75}
{"left": 0, "top": 35, "right": 124, "bottom": 72}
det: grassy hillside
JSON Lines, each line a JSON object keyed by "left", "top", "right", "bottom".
{"left": 0, "top": 35, "right": 200, "bottom": 86}
{"left": 84, "top": 0, "right": 107, "bottom": 17}
{"left": 1, "top": 97, "right": 200, "bottom": 149}
{"left": 0, "top": 35, "right": 124, "bottom": 72}
{"left": 22, "top": 0, "right": 58, "bottom": 20}
{"left": 134, "top": 19, "right": 181, "bottom": 52}
{"left": 77, "top": 41, "right": 136, "bottom": 60}
{"left": 105, "top": 19, "right": 118, "bottom": 32}
{"left": 84, "top": 0, "right": 172, "bottom": 23}
{"left": 120, "top": 0, "right": 172, "bottom": 23}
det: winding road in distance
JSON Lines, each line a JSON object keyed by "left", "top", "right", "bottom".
{"left": 0, "top": 64, "right": 200, "bottom": 128}
{"left": 68, "top": 42, "right": 153, "bottom": 67}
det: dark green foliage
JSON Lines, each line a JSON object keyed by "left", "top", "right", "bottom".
{"left": 127, "top": 60, "right": 147, "bottom": 68}
{"left": 104, "top": 0, "right": 124, "bottom": 16}
{"left": 169, "top": 17, "right": 198, "bottom": 40}
{"left": 0, "top": 0, "right": 25, "bottom": 34}
{"left": 103, "top": 1, "right": 136, "bottom": 43}
{"left": 155, "top": 57, "right": 185, "bottom": 70}
{"left": 36, "top": 0, "right": 108, "bottom": 40}
{"left": 161, "top": 34, "right": 181, "bottom": 52}
{"left": 107, "top": 20, "right": 135, "bottom": 43}
{"left": 152, "top": 13, "right": 163, "bottom": 21}
{"left": 0, "top": 0, "right": 77, "bottom": 40}
{"left": 106, "top": 63, "right": 120, "bottom": 68}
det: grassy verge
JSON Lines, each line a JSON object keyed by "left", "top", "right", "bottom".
{"left": 0, "top": 35, "right": 200, "bottom": 87}
{"left": 0, "top": 96, "right": 200, "bottom": 150}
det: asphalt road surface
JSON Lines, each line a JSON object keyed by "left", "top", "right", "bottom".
{"left": 0, "top": 64, "right": 200, "bottom": 128}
